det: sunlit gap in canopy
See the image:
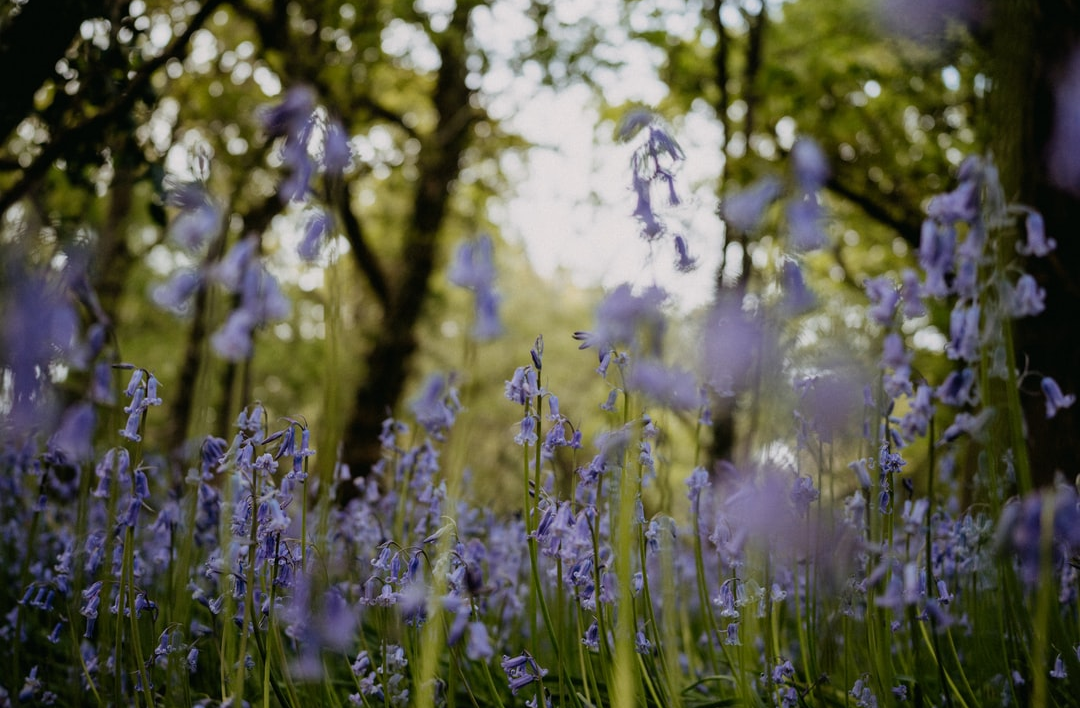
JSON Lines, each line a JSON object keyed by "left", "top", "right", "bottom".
{"left": 486, "top": 0, "right": 747, "bottom": 313}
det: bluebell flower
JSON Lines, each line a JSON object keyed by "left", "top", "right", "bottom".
{"left": 505, "top": 366, "right": 539, "bottom": 405}
{"left": 995, "top": 487, "right": 1080, "bottom": 585}
{"left": 686, "top": 466, "right": 711, "bottom": 504}
{"left": 927, "top": 177, "right": 979, "bottom": 224}
{"left": 1018, "top": 210, "right": 1056, "bottom": 257}
{"left": 599, "top": 388, "right": 619, "bottom": 412}
{"left": 953, "top": 254, "right": 978, "bottom": 300}
{"left": 410, "top": 373, "right": 460, "bottom": 440}
{"left": 673, "top": 234, "right": 697, "bottom": 272}
{"left": 941, "top": 409, "right": 994, "bottom": 443}
{"left": 514, "top": 415, "right": 538, "bottom": 446}
{"left": 263, "top": 85, "right": 317, "bottom": 138}
{"left": 210, "top": 309, "right": 256, "bottom": 361}
{"left": 721, "top": 176, "right": 782, "bottom": 233}
{"left": 586, "top": 283, "right": 668, "bottom": 353}
{"left": 153, "top": 270, "right": 203, "bottom": 318}
{"left": 449, "top": 233, "right": 497, "bottom": 290}
{"left": 18, "top": 666, "right": 41, "bottom": 702}
{"left": 1006, "top": 274, "right": 1046, "bottom": 317}
{"left": 918, "top": 220, "right": 955, "bottom": 297}
{"left": 619, "top": 111, "right": 685, "bottom": 243}
{"left": 323, "top": 117, "right": 351, "bottom": 176}
{"left": 790, "top": 475, "right": 819, "bottom": 516}
{"left": 616, "top": 108, "right": 656, "bottom": 141}
{"left": 701, "top": 299, "right": 760, "bottom": 397}
{"left": 1048, "top": 49, "right": 1080, "bottom": 194}
{"left": 91, "top": 360, "right": 115, "bottom": 404}
{"left": 946, "top": 301, "right": 980, "bottom": 362}
{"left": 772, "top": 658, "right": 796, "bottom": 684}
{"left": 879, "top": 444, "right": 907, "bottom": 476}
{"left": 781, "top": 260, "right": 815, "bottom": 314}
{"left": 501, "top": 651, "right": 548, "bottom": 695}
{"left": 48, "top": 402, "right": 95, "bottom": 461}
{"left": 626, "top": 359, "right": 699, "bottom": 410}
{"left": 865, "top": 276, "right": 899, "bottom": 325}
{"left": 787, "top": 194, "right": 827, "bottom": 250}
{"left": 724, "top": 621, "right": 740, "bottom": 645}
{"left": 791, "top": 138, "right": 829, "bottom": 191}
{"left": 299, "top": 209, "right": 332, "bottom": 262}
{"left": 165, "top": 180, "right": 221, "bottom": 252}
{"left": 849, "top": 677, "right": 879, "bottom": 708}
{"left": 581, "top": 620, "right": 600, "bottom": 650}
{"left": 211, "top": 236, "right": 258, "bottom": 290}
{"left": 1041, "top": 376, "right": 1075, "bottom": 419}
{"left": 881, "top": 333, "right": 910, "bottom": 370}
{"left": 937, "top": 368, "right": 978, "bottom": 407}
{"left": 466, "top": 621, "right": 493, "bottom": 660}
{"left": 240, "top": 264, "right": 290, "bottom": 322}
{"left": 471, "top": 288, "right": 504, "bottom": 340}
{"left": 899, "top": 268, "right": 926, "bottom": 317}
{"left": 1051, "top": 654, "right": 1068, "bottom": 679}
{"left": 900, "top": 384, "right": 935, "bottom": 441}
{"left": 902, "top": 498, "right": 928, "bottom": 537}
{"left": 714, "top": 578, "right": 739, "bottom": 618}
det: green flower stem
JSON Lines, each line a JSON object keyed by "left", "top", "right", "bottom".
{"left": 1031, "top": 490, "right": 1059, "bottom": 708}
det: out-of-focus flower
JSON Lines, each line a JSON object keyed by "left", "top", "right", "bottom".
{"left": 448, "top": 234, "right": 503, "bottom": 340}
{"left": 1018, "top": 211, "right": 1056, "bottom": 257}
{"left": 575, "top": 284, "right": 668, "bottom": 356}
{"left": 1048, "top": 48, "right": 1080, "bottom": 195}
{"left": 165, "top": 180, "right": 221, "bottom": 252}
{"left": 48, "top": 402, "right": 96, "bottom": 461}
{"left": 626, "top": 359, "right": 699, "bottom": 411}
{"left": 720, "top": 176, "right": 782, "bottom": 234}
{"left": 323, "top": 117, "right": 352, "bottom": 176}
{"left": 299, "top": 210, "right": 333, "bottom": 262}
{"left": 946, "top": 301, "right": 980, "bottom": 362}
{"left": 152, "top": 269, "right": 203, "bottom": 314}
{"left": 1006, "top": 274, "right": 1046, "bottom": 318}
{"left": 864, "top": 276, "right": 899, "bottom": 326}
{"left": 791, "top": 138, "right": 829, "bottom": 192}
{"left": 919, "top": 220, "right": 956, "bottom": 297}
{"left": 996, "top": 486, "right": 1080, "bottom": 586}
{"left": 700, "top": 298, "right": 762, "bottom": 397}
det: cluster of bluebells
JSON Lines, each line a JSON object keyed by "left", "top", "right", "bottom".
{"left": 7, "top": 75, "right": 1080, "bottom": 708}
{"left": 874, "top": 155, "right": 1073, "bottom": 451}
{"left": 261, "top": 86, "right": 352, "bottom": 262}
{"left": 154, "top": 84, "right": 359, "bottom": 362}
{"left": 1, "top": 243, "right": 114, "bottom": 452}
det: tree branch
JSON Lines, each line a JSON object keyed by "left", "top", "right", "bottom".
{"left": 825, "top": 169, "right": 923, "bottom": 245}
{"left": 0, "top": 0, "right": 110, "bottom": 142}
{"left": 0, "top": 0, "right": 226, "bottom": 218}
{"left": 330, "top": 178, "right": 392, "bottom": 309}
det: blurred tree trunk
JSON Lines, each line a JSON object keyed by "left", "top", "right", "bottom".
{"left": 336, "top": 1, "right": 477, "bottom": 504}
{"left": 988, "top": 0, "right": 1080, "bottom": 486}
{"left": 0, "top": 0, "right": 109, "bottom": 141}
{"left": 709, "top": 1, "right": 766, "bottom": 475}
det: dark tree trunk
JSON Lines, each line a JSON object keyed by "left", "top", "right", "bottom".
{"left": 989, "top": 0, "right": 1080, "bottom": 486}
{"left": 709, "top": 2, "right": 766, "bottom": 473}
{"left": 337, "top": 2, "right": 476, "bottom": 504}
{"left": 0, "top": 0, "right": 109, "bottom": 142}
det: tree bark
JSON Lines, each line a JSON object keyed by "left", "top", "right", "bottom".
{"left": 337, "top": 1, "right": 477, "bottom": 504}
{"left": 0, "top": 0, "right": 109, "bottom": 142}
{"left": 989, "top": 0, "right": 1080, "bottom": 486}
